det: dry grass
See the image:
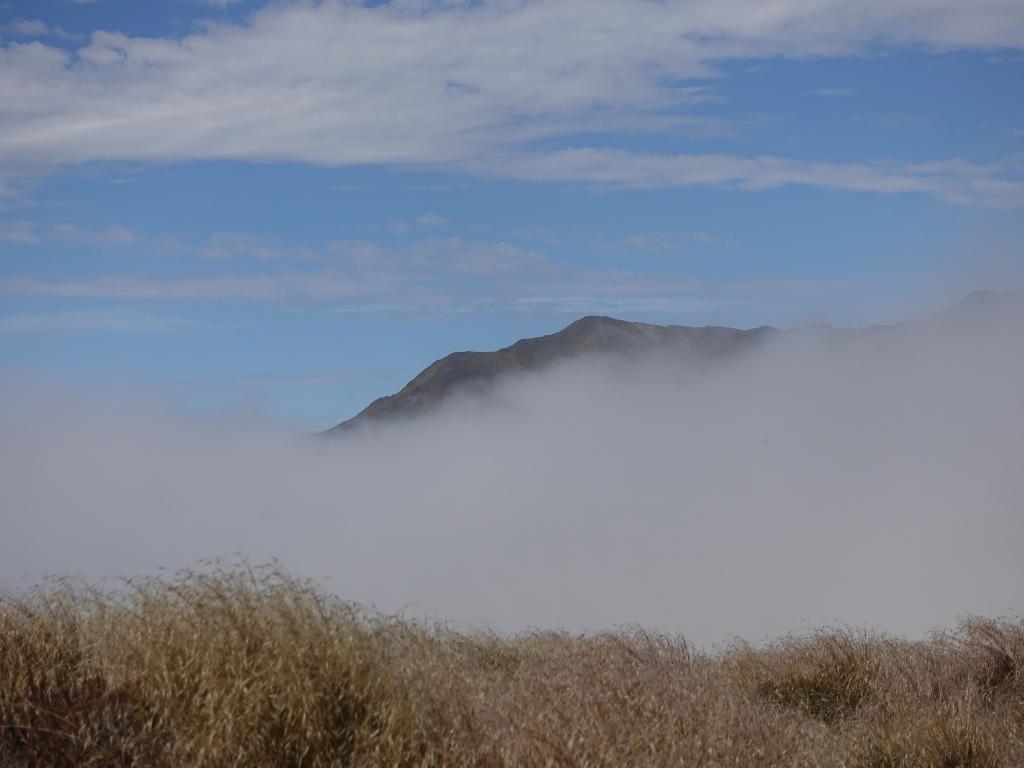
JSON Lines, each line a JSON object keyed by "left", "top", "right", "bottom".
{"left": 2, "top": 564, "right": 1022, "bottom": 767}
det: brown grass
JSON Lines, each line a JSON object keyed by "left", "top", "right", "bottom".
{"left": 2, "top": 564, "right": 1022, "bottom": 767}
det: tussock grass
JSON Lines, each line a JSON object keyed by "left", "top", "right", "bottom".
{"left": 2, "top": 565, "right": 1022, "bottom": 767}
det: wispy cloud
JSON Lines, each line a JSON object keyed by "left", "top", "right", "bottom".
{"left": 191, "top": 232, "right": 316, "bottom": 261}
{"left": 0, "top": 220, "right": 41, "bottom": 244}
{"left": 416, "top": 213, "right": 448, "bottom": 229}
{"left": 0, "top": 309, "right": 187, "bottom": 333}
{"left": 389, "top": 214, "right": 450, "bottom": 234}
{"left": 0, "top": 272, "right": 363, "bottom": 302}
{"left": 1, "top": 19, "right": 77, "bottom": 40}
{"left": 53, "top": 224, "right": 138, "bottom": 246}
{"left": 499, "top": 295, "right": 723, "bottom": 316}
{"left": 621, "top": 231, "right": 729, "bottom": 254}
{"left": 329, "top": 238, "right": 554, "bottom": 282}
{"left": 469, "top": 150, "right": 1024, "bottom": 209}
{"left": 0, "top": 230, "right": 836, "bottom": 318}
{"left": 406, "top": 182, "right": 475, "bottom": 193}
{"left": 694, "top": 231, "right": 724, "bottom": 246}
{"left": 327, "top": 182, "right": 368, "bottom": 192}
{"left": 0, "top": 221, "right": 138, "bottom": 246}
{"left": 0, "top": 1, "right": 1021, "bottom": 205}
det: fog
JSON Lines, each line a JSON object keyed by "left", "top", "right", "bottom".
{"left": 2, "top": 299, "right": 1023, "bottom": 647}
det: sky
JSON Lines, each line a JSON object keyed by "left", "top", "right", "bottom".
{"left": 2, "top": 0, "right": 1024, "bottom": 430}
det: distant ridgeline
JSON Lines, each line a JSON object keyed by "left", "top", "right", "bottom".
{"left": 324, "top": 315, "right": 776, "bottom": 434}
{"left": 321, "top": 290, "right": 1023, "bottom": 435}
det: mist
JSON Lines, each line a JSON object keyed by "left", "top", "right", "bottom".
{"left": 2, "top": 299, "right": 1022, "bottom": 647}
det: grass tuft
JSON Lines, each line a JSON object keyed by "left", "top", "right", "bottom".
{"left": 2, "top": 564, "right": 1023, "bottom": 767}
{"left": 754, "top": 631, "right": 878, "bottom": 723}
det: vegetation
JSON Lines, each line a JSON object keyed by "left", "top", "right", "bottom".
{"left": 2, "top": 564, "right": 1022, "bottom": 767}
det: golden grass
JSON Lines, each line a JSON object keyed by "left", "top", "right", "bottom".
{"left": 2, "top": 564, "right": 1022, "bottom": 767}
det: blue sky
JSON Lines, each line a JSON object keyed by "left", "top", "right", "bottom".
{"left": 1, "top": 0, "right": 1023, "bottom": 430}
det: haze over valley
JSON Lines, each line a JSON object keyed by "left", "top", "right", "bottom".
{"left": 4, "top": 291, "right": 1021, "bottom": 646}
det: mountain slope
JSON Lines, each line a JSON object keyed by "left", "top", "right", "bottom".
{"left": 323, "top": 289, "right": 1024, "bottom": 434}
{"left": 323, "top": 315, "right": 777, "bottom": 434}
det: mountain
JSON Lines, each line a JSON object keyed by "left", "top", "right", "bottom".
{"left": 322, "top": 290, "right": 1024, "bottom": 435}
{"left": 323, "top": 315, "right": 777, "bottom": 434}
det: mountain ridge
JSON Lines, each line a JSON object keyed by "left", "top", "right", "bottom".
{"left": 323, "top": 315, "right": 777, "bottom": 434}
{"left": 322, "top": 289, "right": 1024, "bottom": 435}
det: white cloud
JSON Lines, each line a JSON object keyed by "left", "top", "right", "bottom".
{"left": 804, "top": 87, "right": 854, "bottom": 97}
{"left": 622, "top": 234, "right": 682, "bottom": 254}
{"left": 694, "top": 231, "right": 723, "bottom": 246}
{"left": 193, "top": 231, "right": 316, "bottom": 261}
{"left": 621, "top": 231, "right": 727, "bottom": 254}
{"left": 53, "top": 223, "right": 138, "bottom": 246}
{"left": 3, "top": 19, "right": 51, "bottom": 38}
{"left": 330, "top": 237, "right": 556, "bottom": 282}
{"left": 0, "top": 221, "right": 138, "bottom": 246}
{"left": 389, "top": 213, "right": 450, "bottom": 233}
{"left": 0, "top": 1, "right": 1021, "bottom": 205}
{"left": 469, "top": 149, "right": 1024, "bottom": 208}
{"left": 416, "top": 213, "right": 448, "bottom": 229}
{"left": 2, "top": 18, "right": 76, "bottom": 40}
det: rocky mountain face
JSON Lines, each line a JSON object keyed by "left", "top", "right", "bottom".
{"left": 323, "top": 315, "right": 777, "bottom": 434}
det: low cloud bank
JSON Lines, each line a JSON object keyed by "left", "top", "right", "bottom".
{"left": 2, "top": 301, "right": 1022, "bottom": 646}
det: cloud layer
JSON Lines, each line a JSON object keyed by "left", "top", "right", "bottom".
{"left": 3, "top": 298, "right": 1022, "bottom": 646}
{"left": 2, "top": 0, "right": 1023, "bottom": 204}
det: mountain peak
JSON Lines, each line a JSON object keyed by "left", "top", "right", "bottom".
{"left": 943, "top": 288, "right": 1024, "bottom": 321}
{"left": 565, "top": 315, "right": 628, "bottom": 328}
{"left": 960, "top": 288, "right": 1000, "bottom": 308}
{"left": 323, "top": 291, "right": 1020, "bottom": 435}
{"left": 323, "top": 315, "right": 774, "bottom": 434}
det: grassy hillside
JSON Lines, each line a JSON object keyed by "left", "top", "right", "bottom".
{"left": 2, "top": 565, "right": 1022, "bottom": 767}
